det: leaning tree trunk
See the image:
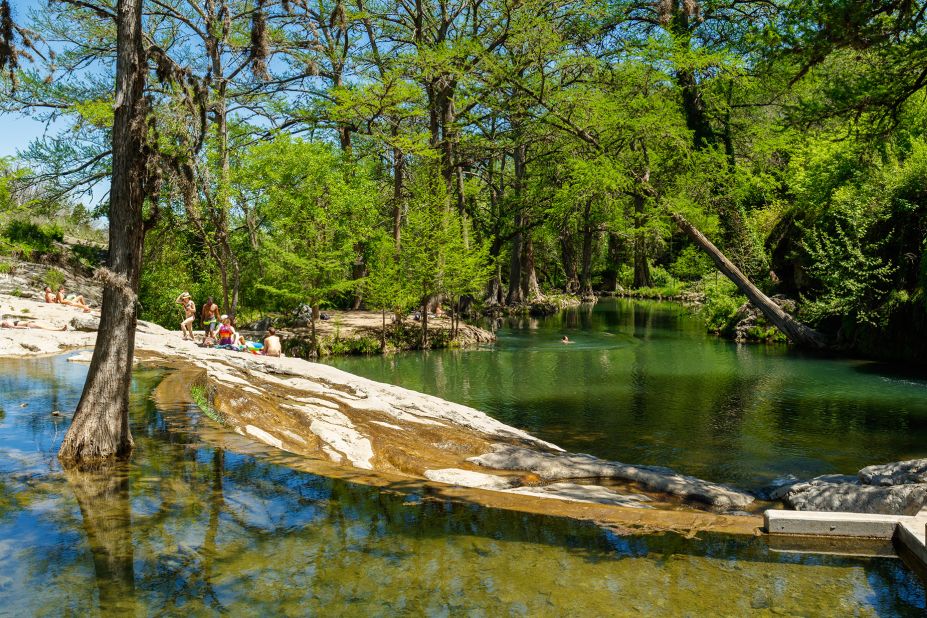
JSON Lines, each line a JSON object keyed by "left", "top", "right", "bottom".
{"left": 59, "top": 0, "right": 147, "bottom": 466}
{"left": 671, "top": 212, "right": 828, "bottom": 350}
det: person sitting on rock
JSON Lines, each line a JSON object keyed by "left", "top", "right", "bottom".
{"left": 216, "top": 315, "right": 237, "bottom": 346}
{"left": 1, "top": 318, "right": 66, "bottom": 331}
{"left": 56, "top": 286, "right": 92, "bottom": 312}
{"left": 263, "top": 327, "right": 282, "bottom": 357}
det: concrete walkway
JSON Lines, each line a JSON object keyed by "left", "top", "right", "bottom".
{"left": 765, "top": 508, "right": 927, "bottom": 574}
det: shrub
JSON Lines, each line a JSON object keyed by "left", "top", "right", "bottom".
{"left": 699, "top": 276, "right": 746, "bottom": 335}
{"left": 2, "top": 219, "right": 64, "bottom": 256}
{"left": 670, "top": 245, "right": 712, "bottom": 280}
{"left": 43, "top": 268, "right": 66, "bottom": 290}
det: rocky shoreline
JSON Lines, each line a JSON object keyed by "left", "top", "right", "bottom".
{"left": 0, "top": 292, "right": 762, "bottom": 534}
{"left": 5, "top": 291, "right": 926, "bottom": 531}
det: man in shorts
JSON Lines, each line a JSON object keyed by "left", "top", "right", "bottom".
{"left": 201, "top": 296, "right": 219, "bottom": 342}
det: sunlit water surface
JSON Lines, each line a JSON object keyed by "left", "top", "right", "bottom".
{"left": 0, "top": 352, "right": 925, "bottom": 615}
{"left": 329, "top": 299, "right": 927, "bottom": 490}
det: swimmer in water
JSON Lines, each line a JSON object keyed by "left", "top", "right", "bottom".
{"left": 561, "top": 335, "right": 571, "bottom": 344}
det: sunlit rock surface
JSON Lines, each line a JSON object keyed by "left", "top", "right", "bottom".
{"left": 786, "top": 460, "right": 927, "bottom": 515}
{"left": 1, "top": 293, "right": 758, "bottom": 520}
{"left": 468, "top": 444, "right": 754, "bottom": 509}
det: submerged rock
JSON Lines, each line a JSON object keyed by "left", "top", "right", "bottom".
{"left": 468, "top": 444, "right": 754, "bottom": 509}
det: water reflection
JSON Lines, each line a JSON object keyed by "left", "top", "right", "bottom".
{"left": 329, "top": 299, "right": 927, "bottom": 489}
{"left": 0, "top": 356, "right": 925, "bottom": 615}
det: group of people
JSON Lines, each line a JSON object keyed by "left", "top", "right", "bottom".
{"left": 176, "top": 292, "right": 281, "bottom": 357}
{"left": 44, "top": 286, "right": 93, "bottom": 312}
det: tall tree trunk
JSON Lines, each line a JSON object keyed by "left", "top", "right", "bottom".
{"left": 507, "top": 218, "right": 524, "bottom": 305}
{"left": 671, "top": 212, "right": 828, "bottom": 349}
{"left": 560, "top": 226, "right": 580, "bottom": 294}
{"left": 311, "top": 301, "right": 320, "bottom": 357}
{"left": 59, "top": 0, "right": 146, "bottom": 466}
{"left": 392, "top": 141, "right": 404, "bottom": 247}
{"left": 484, "top": 236, "right": 504, "bottom": 305}
{"left": 633, "top": 194, "right": 652, "bottom": 288}
{"left": 521, "top": 229, "right": 543, "bottom": 301}
{"left": 579, "top": 223, "right": 595, "bottom": 298}
{"left": 506, "top": 144, "right": 527, "bottom": 305}
{"left": 601, "top": 232, "right": 623, "bottom": 293}
{"left": 421, "top": 301, "right": 428, "bottom": 348}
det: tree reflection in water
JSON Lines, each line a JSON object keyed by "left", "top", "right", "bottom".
{"left": 66, "top": 468, "right": 136, "bottom": 615}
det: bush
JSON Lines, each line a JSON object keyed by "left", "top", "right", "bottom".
{"left": 70, "top": 243, "right": 104, "bottom": 268}
{"left": 699, "top": 276, "right": 746, "bottom": 335}
{"left": 670, "top": 245, "right": 712, "bottom": 280}
{"left": 43, "top": 268, "right": 66, "bottom": 290}
{"left": 2, "top": 219, "right": 64, "bottom": 257}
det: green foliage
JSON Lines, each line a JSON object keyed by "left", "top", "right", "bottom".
{"left": 670, "top": 246, "right": 712, "bottom": 281}
{"left": 237, "top": 136, "right": 377, "bottom": 312}
{"left": 699, "top": 276, "right": 746, "bottom": 335}
{"left": 43, "top": 268, "right": 65, "bottom": 291}
{"left": 801, "top": 217, "right": 895, "bottom": 327}
{"left": 1, "top": 219, "right": 63, "bottom": 257}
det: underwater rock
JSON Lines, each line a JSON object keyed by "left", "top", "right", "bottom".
{"left": 468, "top": 444, "right": 754, "bottom": 508}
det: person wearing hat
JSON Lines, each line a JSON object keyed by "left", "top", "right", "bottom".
{"left": 216, "top": 314, "right": 237, "bottom": 346}
{"left": 175, "top": 292, "right": 196, "bottom": 341}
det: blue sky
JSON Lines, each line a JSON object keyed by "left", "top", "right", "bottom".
{"left": 1, "top": 0, "right": 60, "bottom": 159}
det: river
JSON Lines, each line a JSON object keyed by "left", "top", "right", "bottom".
{"left": 328, "top": 298, "right": 927, "bottom": 491}
{"left": 2, "top": 301, "right": 927, "bottom": 613}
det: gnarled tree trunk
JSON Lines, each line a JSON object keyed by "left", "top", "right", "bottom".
{"left": 59, "top": 0, "right": 147, "bottom": 466}
{"left": 671, "top": 212, "right": 828, "bottom": 350}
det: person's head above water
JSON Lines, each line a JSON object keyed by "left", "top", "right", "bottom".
{"left": 561, "top": 335, "right": 570, "bottom": 343}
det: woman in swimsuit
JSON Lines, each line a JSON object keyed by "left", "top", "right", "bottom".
{"left": 176, "top": 292, "right": 196, "bottom": 340}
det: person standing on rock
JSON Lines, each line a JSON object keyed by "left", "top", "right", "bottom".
{"left": 201, "top": 296, "right": 219, "bottom": 342}
{"left": 176, "top": 292, "right": 196, "bottom": 341}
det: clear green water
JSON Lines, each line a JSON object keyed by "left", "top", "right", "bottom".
{"left": 1, "top": 356, "right": 926, "bottom": 615}
{"left": 328, "top": 299, "right": 927, "bottom": 491}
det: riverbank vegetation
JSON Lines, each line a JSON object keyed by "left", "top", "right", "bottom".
{"left": 2, "top": 0, "right": 926, "bottom": 362}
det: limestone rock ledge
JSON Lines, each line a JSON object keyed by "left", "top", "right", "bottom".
{"left": 784, "top": 460, "right": 927, "bottom": 515}
{"left": 468, "top": 444, "right": 755, "bottom": 509}
{"left": 2, "top": 292, "right": 756, "bottom": 517}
